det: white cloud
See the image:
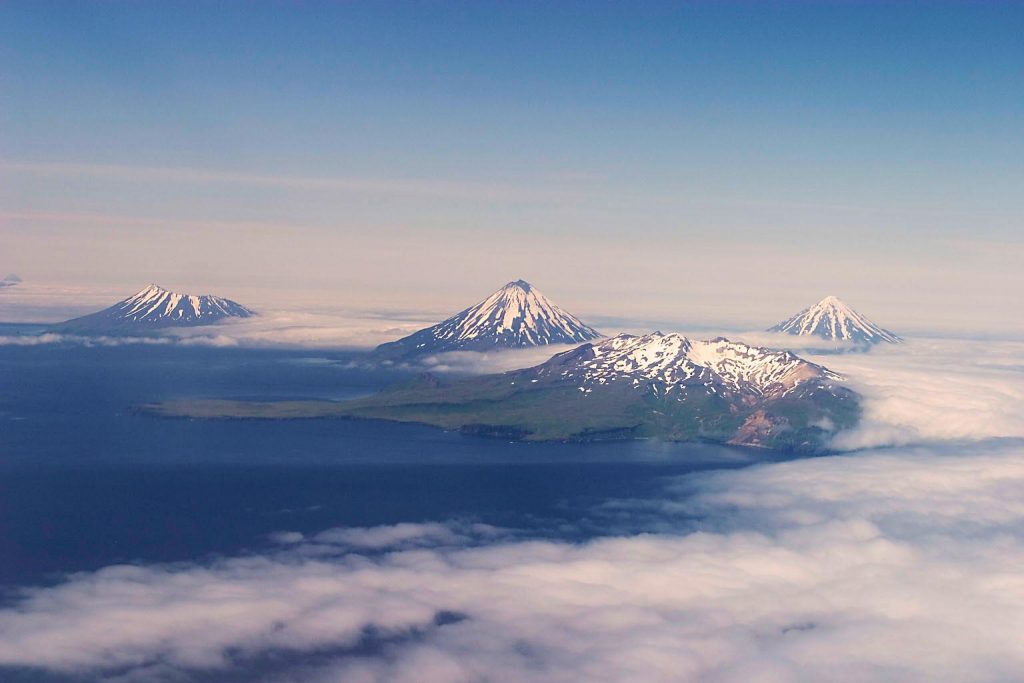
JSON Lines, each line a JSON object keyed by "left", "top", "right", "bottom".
{"left": 160, "top": 310, "right": 405, "bottom": 349}
{"left": 4, "top": 440, "right": 1024, "bottom": 682}
{"left": 809, "top": 338, "right": 1024, "bottom": 449}
{"left": 0, "top": 332, "right": 176, "bottom": 347}
{"left": 304, "top": 522, "right": 506, "bottom": 551}
{"left": 411, "top": 346, "right": 582, "bottom": 375}
{"left": 0, "top": 308, "right": 429, "bottom": 350}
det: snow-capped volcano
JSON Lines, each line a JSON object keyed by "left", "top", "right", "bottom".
{"left": 55, "top": 284, "right": 255, "bottom": 332}
{"left": 346, "top": 331, "right": 859, "bottom": 450}
{"left": 149, "top": 330, "right": 859, "bottom": 450}
{"left": 374, "top": 280, "right": 601, "bottom": 358}
{"left": 541, "top": 332, "right": 840, "bottom": 398}
{"left": 769, "top": 296, "right": 902, "bottom": 344}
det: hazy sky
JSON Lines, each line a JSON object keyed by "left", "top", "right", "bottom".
{"left": 1, "top": 1, "right": 1021, "bottom": 333}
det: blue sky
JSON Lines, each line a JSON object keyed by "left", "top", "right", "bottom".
{"left": 1, "top": 1, "right": 1022, "bottom": 331}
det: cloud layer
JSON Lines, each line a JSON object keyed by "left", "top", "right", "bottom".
{"left": 3, "top": 323, "right": 1024, "bottom": 681}
{"left": 0, "top": 308, "right": 429, "bottom": 350}
{"left": 812, "top": 338, "right": 1024, "bottom": 448}
{"left": 3, "top": 438, "right": 1024, "bottom": 682}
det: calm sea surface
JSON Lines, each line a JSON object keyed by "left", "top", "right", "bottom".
{"left": 0, "top": 335, "right": 794, "bottom": 591}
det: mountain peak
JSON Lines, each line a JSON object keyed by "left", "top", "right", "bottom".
{"left": 374, "top": 280, "right": 601, "bottom": 358}
{"left": 55, "top": 285, "right": 255, "bottom": 333}
{"left": 137, "top": 283, "right": 168, "bottom": 296}
{"left": 769, "top": 296, "right": 902, "bottom": 344}
{"left": 505, "top": 279, "right": 532, "bottom": 292}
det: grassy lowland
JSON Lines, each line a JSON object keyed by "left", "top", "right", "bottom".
{"left": 140, "top": 363, "right": 861, "bottom": 452}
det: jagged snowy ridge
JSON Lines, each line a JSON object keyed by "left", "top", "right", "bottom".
{"left": 541, "top": 332, "right": 840, "bottom": 398}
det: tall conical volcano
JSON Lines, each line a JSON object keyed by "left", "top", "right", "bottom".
{"left": 769, "top": 295, "right": 902, "bottom": 344}
{"left": 374, "top": 280, "right": 601, "bottom": 358}
{"left": 55, "top": 284, "right": 255, "bottom": 333}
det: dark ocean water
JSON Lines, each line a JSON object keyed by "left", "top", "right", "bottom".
{"left": 0, "top": 339, "right": 791, "bottom": 592}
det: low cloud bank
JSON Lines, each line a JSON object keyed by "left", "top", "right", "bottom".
{"left": 412, "top": 346, "right": 582, "bottom": 375}
{"left": 272, "top": 521, "right": 509, "bottom": 553}
{"left": 812, "top": 338, "right": 1024, "bottom": 449}
{"left": 3, "top": 439, "right": 1024, "bottom": 682}
{"left": 0, "top": 309, "right": 428, "bottom": 350}
{"left": 0, "top": 332, "right": 178, "bottom": 347}
{"left": 162, "top": 309, "right": 429, "bottom": 350}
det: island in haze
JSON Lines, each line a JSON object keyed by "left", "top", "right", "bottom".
{"left": 143, "top": 332, "right": 860, "bottom": 452}
{"left": 53, "top": 284, "right": 255, "bottom": 333}
{"left": 373, "top": 279, "right": 602, "bottom": 360}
